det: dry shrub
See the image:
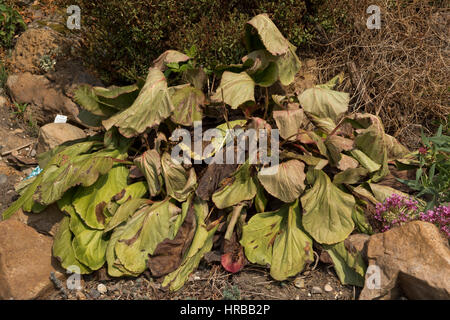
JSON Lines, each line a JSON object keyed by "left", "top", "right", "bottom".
{"left": 312, "top": 0, "right": 449, "bottom": 148}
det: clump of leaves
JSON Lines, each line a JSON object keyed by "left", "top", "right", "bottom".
{"left": 0, "top": 2, "right": 26, "bottom": 48}
{"left": 2, "top": 15, "right": 414, "bottom": 291}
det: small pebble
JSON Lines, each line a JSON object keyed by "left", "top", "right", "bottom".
{"left": 30, "top": 149, "right": 36, "bottom": 157}
{"left": 97, "top": 283, "right": 108, "bottom": 294}
{"left": 307, "top": 293, "right": 311, "bottom": 297}
{"left": 311, "top": 286, "right": 323, "bottom": 294}
{"left": 324, "top": 284, "right": 333, "bottom": 292}
{"left": 89, "top": 288, "right": 101, "bottom": 299}
{"left": 295, "top": 295, "right": 300, "bottom": 300}
{"left": 294, "top": 278, "right": 305, "bottom": 289}
{"left": 76, "top": 291, "right": 86, "bottom": 300}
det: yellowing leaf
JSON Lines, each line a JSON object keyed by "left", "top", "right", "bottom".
{"left": 211, "top": 71, "right": 255, "bottom": 109}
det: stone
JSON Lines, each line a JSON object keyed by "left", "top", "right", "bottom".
{"left": 294, "top": 277, "right": 305, "bottom": 289}
{"left": 359, "top": 221, "right": 450, "bottom": 300}
{"left": 0, "top": 219, "right": 65, "bottom": 299}
{"left": 0, "top": 95, "right": 7, "bottom": 108}
{"left": 97, "top": 284, "right": 107, "bottom": 294}
{"left": 37, "top": 123, "right": 86, "bottom": 154}
{"left": 11, "top": 205, "right": 64, "bottom": 236}
{"left": 324, "top": 284, "right": 333, "bottom": 292}
{"left": 344, "top": 233, "right": 370, "bottom": 261}
{"left": 0, "top": 174, "right": 7, "bottom": 185}
{"left": 6, "top": 73, "right": 80, "bottom": 125}
{"left": 311, "top": 286, "right": 323, "bottom": 294}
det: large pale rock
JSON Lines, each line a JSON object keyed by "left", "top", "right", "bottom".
{"left": 360, "top": 221, "right": 450, "bottom": 300}
{"left": 11, "top": 205, "right": 64, "bottom": 237}
{"left": 0, "top": 220, "right": 65, "bottom": 299}
{"left": 37, "top": 123, "right": 86, "bottom": 154}
{"left": 6, "top": 72, "right": 80, "bottom": 125}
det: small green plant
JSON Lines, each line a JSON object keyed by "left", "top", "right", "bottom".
{"left": 0, "top": 2, "right": 26, "bottom": 48}
{"left": 222, "top": 285, "right": 241, "bottom": 300}
{"left": 0, "top": 62, "right": 7, "bottom": 89}
{"left": 39, "top": 54, "right": 57, "bottom": 73}
{"left": 397, "top": 125, "right": 450, "bottom": 210}
{"left": 12, "top": 101, "right": 28, "bottom": 115}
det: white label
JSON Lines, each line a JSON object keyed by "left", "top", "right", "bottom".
{"left": 54, "top": 115, "right": 68, "bottom": 123}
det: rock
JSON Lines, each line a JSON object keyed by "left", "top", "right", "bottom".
{"left": 37, "top": 123, "right": 86, "bottom": 154}
{"left": 324, "top": 284, "right": 333, "bottom": 292}
{"left": 344, "top": 233, "right": 370, "bottom": 261}
{"left": 0, "top": 96, "right": 7, "bottom": 108}
{"left": 294, "top": 277, "right": 305, "bottom": 289}
{"left": 6, "top": 73, "right": 80, "bottom": 125}
{"left": 11, "top": 205, "right": 64, "bottom": 236}
{"left": 359, "top": 221, "right": 450, "bottom": 300}
{"left": 8, "top": 28, "right": 62, "bottom": 74}
{"left": 89, "top": 288, "right": 101, "bottom": 299}
{"left": 0, "top": 219, "right": 65, "bottom": 299}
{"left": 76, "top": 291, "right": 87, "bottom": 300}
{"left": 0, "top": 174, "right": 7, "bottom": 185}
{"left": 97, "top": 284, "right": 107, "bottom": 294}
{"left": 311, "top": 286, "right": 323, "bottom": 294}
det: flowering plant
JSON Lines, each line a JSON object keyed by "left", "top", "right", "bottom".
{"left": 375, "top": 193, "right": 449, "bottom": 238}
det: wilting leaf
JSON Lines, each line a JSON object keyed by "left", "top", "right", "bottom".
{"left": 114, "top": 181, "right": 148, "bottom": 205}
{"left": 316, "top": 73, "right": 344, "bottom": 90}
{"left": 385, "top": 134, "right": 410, "bottom": 160}
{"left": 170, "top": 85, "right": 205, "bottom": 126}
{"left": 104, "top": 198, "right": 148, "bottom": 233}
{"left": 153, "top": 50, "right": 190, "bottom": 71}
{"left": 106, "top": 224, "right": 138, "bottom": 277}
{"left": 52, "top": 216, "right": 92, "bottom": 274}
{"left": 323, "top": 241, "right": 366, "bottom": 287}
{"left": 161, "top": 153, "right": 197, "bottom": 202}
{"left": 241, "top": 200, "right": 313, "bottom": 280}
{"left": 333, "top": 167, "right": 369, "bottom": 185}
{"left": 350, "top": 149, "right": 381, "bottom": 173}
{"left": 301, "top": 170, "right": 355, "bottom": 244}
{"left": 212, "top": 162, "right": 257, "bottom": 209}
{"left": 368, "top": 183, "right": 409, "bottom": 202}
{"left": 337, "top": 154, "right": 360, "bottom": 171}
{"left": 352, "top": 205, "right": 373, "bottom": 235}
{"left": 73, "top": 165, "right": 129, "bottom": 230}
{"left": 115, "top": 199, "right": 181, "bottom": 274}
{"left": 245, "top": 14, "right": 289, "bottom": 56}
{"left": 103, "top": 68, "right": 174, "bottom": 138}
{"left": 196, "top": 163, "right": 239, "bottom": 201}
{"left": 74, "top": 85, "right": 117, "bottom": 117}
{"left": 251, "top": 62, "right": 279, "bottom": 87}
{"left": 273, "top": 108, "right": 306, "bottom": 141}
{"left": 162, "top": 201, "right": 217, "bottom": 291}
{"left": 305, "top": 113, "right": 336, "bottom": 134}
{"left": 134, "top": 150, "right": 162, "bottom": 197}
{"left": 184, "top": 68, "right": 207, "bottom": 90}
{"left": 148, "top": 196, "right": 201, "bottom": 277}
{"left": 299, "top": 87, "right": 349, "bottom": 122}
{"left": 211, "top": 71, "right": 255, "bottom": 109}
{"left": 325, "top": 135, "right": 355, "bottom": 166}
{"left": 258, "top": 160, "right": 306, "bottom": 203}
{"left": 275, "top": 43, "right": 301, "bottom": 86}
{"left": 255, "top": 182, "right": 268, "bottom": 213}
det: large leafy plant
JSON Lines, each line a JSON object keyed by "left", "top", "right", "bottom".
{"left": 2, "top": 14, "right": 413, "bottom": 291}
{"left": 0, "top": 2, "right": 26, "bottom": 48}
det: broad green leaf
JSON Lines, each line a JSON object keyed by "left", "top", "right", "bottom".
{"left": 212, "top": 162, "right": 257, "bottom": 209}
{"left": 301, "top": 170, "right": 355, "bottom": 244}
{"left": 240, "top": 201, "right": 313, "bottom": 280}
{"left": 305, "top": 113, "right": 336, "bottom": 134}
{"left": 134, "top": 150, "right": 162, "bottom": 197}
{"left": 246, "top": 14, "right": 289, "bottom": 56}
{"left": 73, "top": 165, "right": 129, "bottom": 230}
{"left": 162, "top": 199, "right": 217, "bottom": 291}
{"left": 153, "top": 50, "right": 190, "bottom": 71}
{"left": 350, "top": 149, "right": 381, "bottom": 173}
{"left": 169, "top": 85, "right": 205, "bottom": 126}
{"left": 271, "top": 200, "right": 314, "bottom": 280}
{"left": 275, "top": 43, "right": 301, "bottom": 86}
{"left": 255, "top": 182, "right": 268, "bottom": 213}
{"left": 103, "top": 68, "right": 174, "bottom": 138}
{"left": 67, "top": 203, "right": 108, "bottom": 271}
{"left": 240, "top": 210, "right": 284, "bottom": 266}
{"left": 258, "top": 160, "right": 306, "bottom": 203}
{"left": 333, "top": 167, "right": 369, "bottom": 185}
{"left": 273, "top": 108, "right": 306, "bottom": 141}
{"left": 352, "top": 205, "right": 373, "bottom": 235}
{"left": 299, "top": 87, "right": 349, "bottom": 122}
{"left": 104, "top": 198, "right": 148, "bottom": 233}
{"left": 94, "top": 84, "right": 140, "bottom": 110}
{"left": 323, "top": 241, "right": 366, "bottom": 287}
{"left": 106, "top": 225, "right": 139, "bottom": 277}
{"left": 115, "top": 181, "right": 148, "bottom": 205}
{"left": 52, "top": 216, "right": 92, "bottom": 274}
{"left": 115, "top": 200, "right": 181, "bottom": 274}
{"left": 251, "top": 62, "right": 278, "bottom": 87}
{"left": 211, "top": 71, "right": 255, "bottom": 109}
{"left": 368, "top": 183, "right": 409, "bottom": 202}
{"left": 161, "top": 152, "right": 197, "bottom": 202}
{"left": 74, "top": 85, "right": 117, "bottom": 117}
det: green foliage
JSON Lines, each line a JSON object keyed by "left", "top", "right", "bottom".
{"left": 222, "top": 285, "right": 241, "bottom": 300}
{"left": 397, "top": 125, "right": 450, "bottom": 210}
{"left": 0, "top": 62, "right": 7, "bottom": 89}
{"left": 2, "top": 15, "right": 412, "bottom": 292}
{"left": 57, "top": 0, "right": 334, "bottom": 83}
{"left": 0, "top": 2, "right": 26, "bottom": 48}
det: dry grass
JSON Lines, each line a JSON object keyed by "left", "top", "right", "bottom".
{"left": 311, "top": 0, "right": 449, "bottom": 148}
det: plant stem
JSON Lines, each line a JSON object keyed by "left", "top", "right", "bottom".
{"left": 224, "top": 204, "right": 245, "bottom": 241}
